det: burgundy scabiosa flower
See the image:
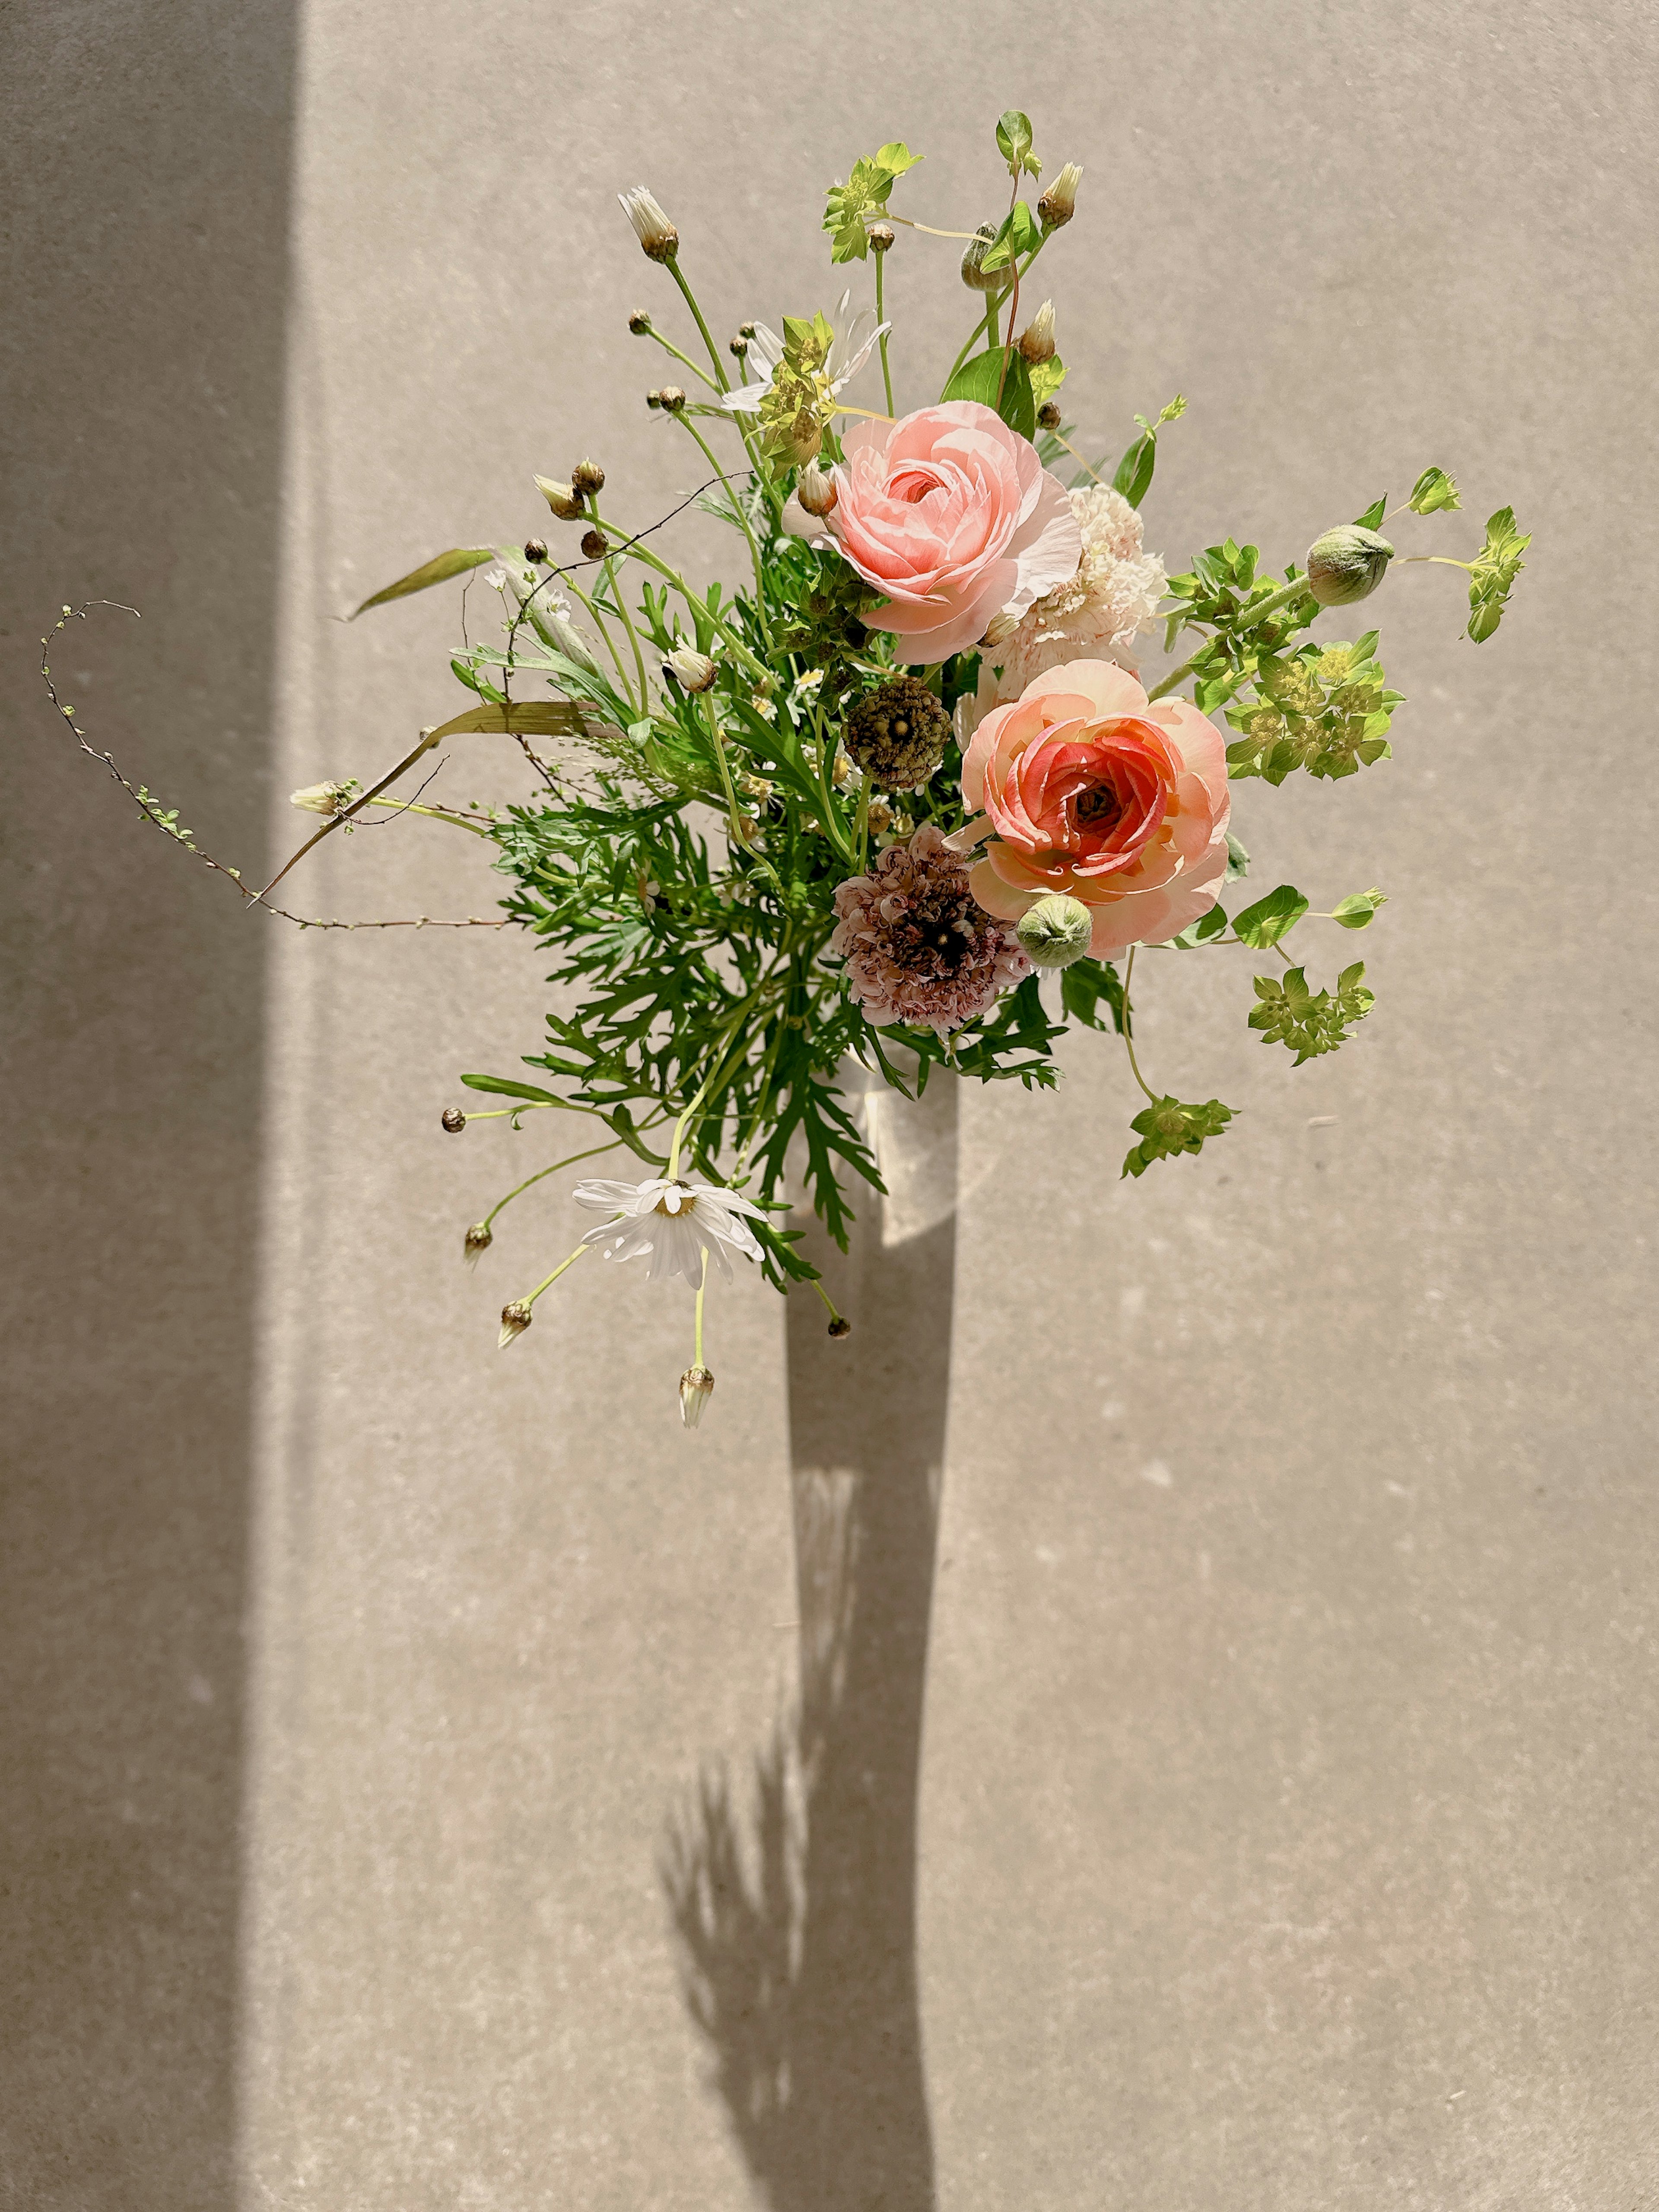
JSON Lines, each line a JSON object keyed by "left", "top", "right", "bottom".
{"left": 830, "top": 823, "right": 1030, "bottom": 1038}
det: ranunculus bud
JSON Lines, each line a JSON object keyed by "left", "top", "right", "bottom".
{"left": 1304, "top": 525, "right": 1394, "bottom": 607}
{"left": 827, "top": 1316, "right": 852, "bottom": 1338}
{"left": 628, "top": 309, "right": 652, "bottom": 335}
{"left": 980, "top": 608, "right": 1021, "bottom": 649}
{"left": 499, "top": 1300, "right": 532, "bottom": 1348}
{"left": 658, "top": 385, "right": 686, "bottom": 413}
{"left": 1036, "top": 400, "right": 1062, "bottom": 432}
{"left": 522, "top": 537, "right": 548, "bottom": 564}
{"left": 572, "top": 458, "right": 605, "bottom": 498}
{"left": 1017, "top": 300, "right": 1056, "bottom": 364}
{"left": 867, "top": 221, "right": 895, "bottom": 253}
{"left": 678, "top": 1364, "right": 715, "bottom": 1428}
{"left": 661, "top": 646, "right": 717, "bottom": 693}
{"left": 289, "top": 780, "right": 352, "bottom": 816}
{"left": 1015, "top": 893, "right": 1094, "bottom": 969}
{"left": 463, "top": 1221, "right": 493, "bottom": 1267}
{"left": 1037, "top": 162, "right": 1083, "bottom": 229}
{"left": 580, "top": 528, "right": 610, "bottom": 561}
{"left": 441, "top": 1106, "right": 467, "bottom": 1133}
{"left": 534, "top": 475, "right": 585, "bottom": 522}
{"left": 617, "top": 186, "right": 678, "bottom": 263}
{"left": 795, "top": 462, "right": 838, "bottom": 518}
{"left": 961, "top": 222, "right": 1009, "bottom": 293}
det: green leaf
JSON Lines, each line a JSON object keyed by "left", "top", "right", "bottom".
{"left": 459, "top": 1073, "right": 564, "bottom": 1104}
{"left": 1247, "top": 963, "right": 1374, "bottom": 1064}
{"left": 1122, "top": 1095, "right": 1235, "bottom": 1178}
{"left": 352, "top": 547, "right": 496, "bottom": 618}
{"left": 1408, "top": 466, "right": 1461, "bottom": 515}
{"left": 979, "top": 200, "right": 1042, "bottom": 272}
{"left": 1466, "top": 505, "right": 1530, "bottom": 643}
{"left": 1354, "top": 495, "right": 1389, "bottom": 531}
{"left": 995, "top": 110, "right": 1040, "bottom": 178}
{"left": 940, "top": 346, "right": 1036, "bottom": 440}
{"left": 1224, "top": 830, "right": 1251, "bottom": 882}
{"left": 1329, "top": 887, "right": 1387, "bottom": 929}
{"left": 1028, "top": 355, "right": 1068, "bottom": 408}
{"left": 1232, "top": 882, "right": 1309, "bottom": 949}
{"left": 823, "top": 143, "right": 922, "bottom": 262}
{"left": 1059, "top": 955, "right": 1125, "bottom": 1033}
{"left": 1110, "top": 394, "right": 1183, "bottom": 510}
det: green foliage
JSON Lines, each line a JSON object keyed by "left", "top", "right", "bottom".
{"left": 1122, "top": 1094, "right": 1235, "bottom": 1178}
{"left": 1028, "top": 355, "right": 1067, "bottom": 409}
{"left": 1162, "top": 539, "right": 1319, "bottom": 712}
{"left": 1330, "top": 888, "right": 1387, "bottom": 928}
{"left": 1112, "top": 394, "right": 1185, "bottom": 510}
{"left": 978, "top": 201, "right": 1042, "bottom": 274}
{"left": 823, "top": 143, "right": 922, "bottom": 262}
{"left": 1466, "top": 506, "right": 1530, "bottom": 642}
{"left": 1223, "top": 634, "right": 1402, "bottom": 782}
{"left": 756, "top": 313, "right": 838, "bottom": 476}
{"left": 352, "top": 546, "right": 496, "bottom": 618}
{"left": 995, "top": 110, "right": 1041, "bottom": 178}
{"left": 1058, "top": 955, "right": 1126, "bottom": 1033}
{"left": 1248, "top": 962, "right": 1374, "bottom": 1064}
{"left": 940, "top": 346, "right": 1036, "bottom": 439}
{"left": 1408, "top": 467, "right": 1461, "bottom": 515}
{"left": 1231, "top": 882, "right": 1309, "bottom": 949}
{"left": 1354, "top": 495, "right": 1389, "bottom": 530}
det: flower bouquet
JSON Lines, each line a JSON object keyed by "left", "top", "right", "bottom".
{"left": 47, "top": 112, "right": 1527, "bottom": 1426}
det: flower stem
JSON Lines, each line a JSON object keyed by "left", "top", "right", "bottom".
{"left": 1119, "top": 946, "right": 1159, "bottom": 1103}
{"left": 603, "top": 553, "right": 651, "bottom": 704}
{"left": 643, "top": 325, "right": 718, "bottom": 393}
{"left": 854, "top": 772, "right": 871, "bottom": 873}
{"left": 875, "top": 251, "right": 895, "bottom": 417}
{"left": 667, "top": 260, "right": 731, "bottom": 395}
{"left": 359, "top": 796, "right": 493, "bottom": 836}
{"left": 810, "top": 1276, "right": 844, "bottom": 1324}
{"left": 693, "top": 1247, "right": 708, "bottom": 1367}
{"left": 1146, "top": 578, "right": 1309, "bottom": 704}
{"left": 522, "top": 1241, "right": 591, "bottom": 1310}
{"left": 674, "top": 413, "right": 772, "bottom": 642}
{"left": 483, "top": 1138, "right": 626, "bottom": 1231}
{"left": 566, "top": 578, "right": 640, "bottom": 708}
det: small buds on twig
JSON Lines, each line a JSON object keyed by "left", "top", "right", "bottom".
{"left": 441, "top": 1106, "right": 467, "bottom": 1133}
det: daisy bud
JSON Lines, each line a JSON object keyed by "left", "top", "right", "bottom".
{"left": 441, "top": 1106, "right": 467, "bottom": 1133}
{"left": 580, "top": 528, "right": 610, "bottom": 561}
{"left": 662, "top": 646, "right": 717, "bottom": 693}
{"left": 1305, "top": 525, "right": 1394, "bottom": 607}
{"left": 827, "top": 1316, "right": 852, "bottom": 1339}
{"left": 678, "top": 1364, "right": 715, "bottom": 1428}
{"left": 572, "top": 458, "right": 606, "bottom": 498}
{"left": 289, "top": 780, "right": 352, "bottom": 816}
{"left": 833, "top": 749, "right": 855, "bottom": 788}
{"left": 498, "top": 1300, "right": 532, "bottom": 1348}
{"left": 961, "top": 223, "right": 1009, "bottom": 294}
{"left": 645, "top": 388, "right": 664, "bottom": 410}
{"left": 535, "top": 474, "right": 585, "bottom": 522}
{"left": 867, "top": 221, "right": 895, "bottom": 253}
{"left": 658, "top": 385, "right": 686, "bottom": 413}
{"left": 463, "top": 1221, "right": 493, "bottom": 1267}
{"left": 628, "top": 309, "right": 652, "bottom": 334}
{"left": 1038, "top": 162, "right": 1083, "bottom": 230}
{"left": 522, "top": 537, "right": 548, "bottom": 564}
{"left": 866, "top": 798, "right": 893, "bottom": 835}
{"left": 1015, "top": 893, "right": 1094, "bottom": 969}
{"left": 729, "top": 333, "right": 749, "bottom": 359}
{"left": 738, "top": 321, "right": 757, "bottom": 340}
{"left": 1017, "top": 300, "right": 1056, "bottom": 364}
{"left": 618, "top": 185, "right": 678, "bottom": 264}
{"left": 795, "top": 462, "right": 838, "bottom": 519}
{"left": 980, "top": 607, "right": 1022, "bottom": 649}
{"left": 1036, "top": 400, "right": 1062, "bottom": 432}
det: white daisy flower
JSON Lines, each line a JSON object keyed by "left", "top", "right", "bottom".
{"left": 718, "top": 289, "right": 888, "bottom": 416}
{"left": 572, "top": 1175, "right": 765, "bottom": 1284}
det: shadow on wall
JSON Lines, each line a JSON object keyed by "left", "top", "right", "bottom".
{"left": 0, "top": 5, "right": 295, "bottom": 2209}
{"left": 663, "top": 1080, "right": 956, "bottom": 2212}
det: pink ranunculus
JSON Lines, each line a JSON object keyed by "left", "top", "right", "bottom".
{"left": 959, "top": 658, "right": 1231, "bottom": 958}
{"left": 785, "top": 401, "right": 1082, "bottom": 664}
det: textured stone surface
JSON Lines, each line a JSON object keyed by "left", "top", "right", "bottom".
{"left": 4, "top": 3, "right": 1657, "bottom": 2206}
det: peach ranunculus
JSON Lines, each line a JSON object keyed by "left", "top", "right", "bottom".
{"left": 958, "top": 658, "right": 1230, "bottom": 957}
{"left": 785, "top": 401, "right": 1082, "bottom": 664}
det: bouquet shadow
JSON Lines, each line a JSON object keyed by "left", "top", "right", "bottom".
{"left": 663, "top": 1076, "right": 956, "bottom": 2212}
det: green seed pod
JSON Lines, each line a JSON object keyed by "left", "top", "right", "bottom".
{"left": 843, "top": 674, "right": 950, "bottom": 790}
{"left": 1304, "top": 524, "right": 1394, "bottom": 607}
{"left": 1015, "top": 893, "right": 1094, "bottom": 969}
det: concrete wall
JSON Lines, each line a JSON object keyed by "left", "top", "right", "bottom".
{"left": 4, "top": 3, "right": 1656, "bottom": 2206}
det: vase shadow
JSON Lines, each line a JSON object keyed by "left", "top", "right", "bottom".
{"left": 663, "top": 1076, "right": 956, "bottom": 2211}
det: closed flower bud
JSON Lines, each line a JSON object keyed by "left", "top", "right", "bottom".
{"left": 961, "top": 222, "right": 1009, "bottom": 294}
{"left": 661, "top": 646, "right": 717, "bottom": 693}
{"left": 498, "top": 1300, "right": 532, "bottom": 1348}
{"left": 729, "top": 333, "right": 749, "bottom": 359}
{"left": 522, "top": 537, "right": 548, "bottom": 564}
{"left": 833, "top": 749, "right": 855, "bottom": 788}
{"left": 867, "top": 221, "right": 895, "bottom": 253}
{"left": 618, "top": 185, "right": 678, "bottom": 263}
{"left": 827, "top": 1316, "right": 852, "bottom": 1338}
{"left": 738, "top": 321, "right": 757, "bottom": 340}
{"left": 463, "top": 1221, "right": 493, "bottom": 1267}
{"left": 1038, "top": 162, "right": 1083, "bottom": 229}
{"left": 678, "top": 1364, "right": 715, "bottom": 1427}
{"left": 580, "top": 528, "right": 610, "bottom": 560}
{"left": 866, "top": 798, "right": 893, "bottom": 835}
{"left": 289, "top": 779, "right": 353, "bottom": 816}
{"left": 572, "top": 458, "right": 605, "bottom": 497}
{"left": 1015, "top": 892, "right": 1094, "bottom": 969}
{"left": 1036, "top": 400, "right": 1062, "bottom": 432}
{"left": 1017, "top": 300, "right": 1056, "bottom": 364}
{"left": 534, "top": 474, "right": 585, "bottom": 522}
{"left": 645, "top": 388, "right": 664, "bottom": 410}
{"left": 795, "top": 461, "right": 838, "bottom": 518}
{"left": 441, "top": 1106, "right": 467, "bottom": 1133}
{"left": 658, "top": 385, "right": 686, "bottom": 413}
{"left": 1304, "top": 524, "right": 1394, "bottom": 607}
{"left": 628, "top": 309, "right": 652, "bottom": 335}
{"left": 980, "top": 607, "right": 1022, "bottom": 649}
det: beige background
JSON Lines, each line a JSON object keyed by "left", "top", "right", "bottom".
{"left": 5, "top": 2, "right": 1658, "bottom": 2206}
